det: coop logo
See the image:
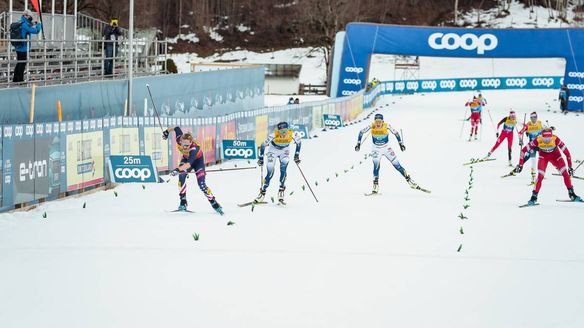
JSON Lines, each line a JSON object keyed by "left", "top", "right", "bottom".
{"left": 506, "top": 78, "right": 528, "bottom": 88}
{"left": 568, "top": 71, "right": 584, "bottom": 78}
{"left": 459, "top": 79, "right": 478, "bottom": 89}
{"left": 345, "top": 66, "right": 364, "bottom": 74}
{"left": 421, "top": 81, "right": 437, "bottom": 90}
{"left": 440, "top": 80, "right": 456, "bottom": 90}
{"left": 343, "top": 78, "right": 362, "bottom": 85}
{"left": 481, "top": 78, "right": 501, "bottom": 88}
{"left": 406, "top": 81, "right": 419, "bottom": 91}
{"left": 341, "top": 90, "right": 357, "bottom": 96}
{"left": 532, "top": 78, "right": 555, "bottom": 87}
{"left": 291, "top": 124, "right": 309, "bottom": 139}
{"left": 323, "top": 114, "right": 343, "bottom": 128}
{"left": 222, "top": 140, "right": 257, "bottom": 160}
{"left": 386, "top": 82, "right": 394, "bottom": 92}
{"left": 567, "top": 83, "right": 584, "bottom": 90}
{"left": 19, "top": 160, "right": 48, "bottom": 182}
{"left": 569, "top": 96, "right": 584, "bottom": 103}
{"left": 428, "top": 32, "right": 498, "bottom": 55}
{"left": 395, "top": 82, "right": 405, "bottom": 92}
{"left": 108, "top": 155, "right": 158, "bottom": 183}
{"left": 115, "top": 168, "right": 152, "bottom": 181}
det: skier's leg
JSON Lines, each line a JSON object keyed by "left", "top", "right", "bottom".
{"left": 262, "top": 151, "right": 276, "bottom": 191}
{"left": 551, "top": 156, "right": 573, "bottom": 190}
{"left": 278, "top": 150, "right": 290, "bottom": 189}
{"left": 489, "top": 134, "right": 505, "bottom": 154}
{"left": 384, "top": 147, "right": 407, "bottom": 178}
{"left": 534, "top": 156, "right": 549, "bottom": 193}
{"left": 177, "top": 159, "right": 188, "bottom": 208}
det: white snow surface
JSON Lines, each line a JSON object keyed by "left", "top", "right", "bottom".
{"left": 170, "top": 47, "right": 327, "bottom": 84}
{"left": 2, "top": 89, "right": 584, "bottom": 327}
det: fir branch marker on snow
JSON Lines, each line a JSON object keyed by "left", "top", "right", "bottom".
{"left": 302, "top": 185, "right": 306, "bottom": 191}
{"left": 464, "top": 196, "right": 470, "bottom": 201}
{"left": 114, "top": 191, "right": 118, "bottom": 197}
{"left": 335, "top": 173, "right": 339, "bottom": 177}
{"left": 83, "top": 202, "right": 86, "bottom": 209}
{"left": 227, "top": 221, "right": 235, "bottom": 226}
{"left": 463, "top": 204, "right": 470, "bottom": 209}
{"left": 271, "top": 196, "right": 275, "bottom": 203}
{"left": 314, "top": 181, "right": 318, "bottom": 186}
{"left": 457, "top": 244, "right": 463, "bottom": 252}
{"left": 42, "top": 212, "right": 47, "bottom": 219}
{"left": 192, "top": 233, "right": 200, "bottom": 241}
{"left": 460, "top": 227, "right": 464, "bottom": 235}
{"left": 458, "top": 213, "right": 468, "bottom": 220}
{"left": 142, "top": 185, "right": 146, "bottom": 190}
{"left": 289, "top": 191, "right": 294, "bottom": 196}
{"left": 326, "top": 178, "right": 330, "bottom": 182}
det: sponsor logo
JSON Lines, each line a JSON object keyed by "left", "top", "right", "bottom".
{"left": 569, "top": 96, "right": 584, "bottom": 102}
{"left": 440, "top": 80, "right": 456, "bottom": 90}
{"left": 421, "top": 81, "right": 437, "bottom": 90}
{"left": 324, "top": 119, "right": 341, "bottom": 126}
{"left": 481, "top": 78, "right": 501, "bottom": 88}
{"left": 568, "top": 71, "right": 584, "bottom": 79}
{"left": 406, "top": 81, "right": 419, "bottom": 91}
{"left": 343, "top": 78, "right": 362, "bottom": 85}
{"left": 19, "top": 160, "right": 48, "bottom": 182}
{"left": 395, "top": 82, "right": 405, "bottom": 92}
{"left": 459, "top": 79, "right": 478, "bottom": 88}
{"left": 428, "top": 32, "right": 498, "bottom": 54}
{"left": 532, "top": 78, "right": 555, "bottom": 87}
{"left": 505, "top": 78, "right": 528, "bottom": 88}
{"left": 345, "top": 66, "right": 364, "bottom": 74}
{"left": 114, "top": 167, "right": 152, "bottom": 181}
{"left": 224, "top": 148, "right": 254, "bottom": 158}
{"left": 386, "top": 83, "right": 394, "bottom": 92}
{"left": 567, "top": 83, "right": 584, "bottom": 90}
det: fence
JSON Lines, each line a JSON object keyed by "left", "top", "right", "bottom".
{"left": 0, "top": 92, "right": 364, "bottom": 211}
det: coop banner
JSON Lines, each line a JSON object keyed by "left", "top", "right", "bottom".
{"left": 108, "top": 155, "right": 158, "bottom": 183}
{"left": 323, "top": 114, "right": 343, "bottom": 128}
{"left": 290, "top": 124, "right": 309, "bottom": 139}
{"left": 222, "top": 140, "right": 257, "bottom": 160}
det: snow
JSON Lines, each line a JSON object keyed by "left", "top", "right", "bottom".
{"left": 204, "top": 26, "right": 224, "bottom": 42}
{"left": 458, "top": 0, "right": 583, "bottom": 28}
{"left": 2, "top": 88, "right": 584, "bottom": 327}
{"left": 170, "top": 47, "right": 327, "bottom": 85}
{"left": 236, "top": 24, "right": 251, "bottom": 33}
{"left": 166, "top": 33, "right": 199, "bottom": 44}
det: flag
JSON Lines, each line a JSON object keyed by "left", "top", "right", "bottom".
{"left": 30, "top": 0, "right": 45, "bottom": 39}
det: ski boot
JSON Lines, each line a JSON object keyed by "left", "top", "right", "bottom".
{"left": 468, "top": 135, "right": 472, "bottom": 142}
{"left": 527, "top": 191, "right": 538, "bottom": 206}
{"left": 568, "top": 188, "right": 582, "bottom": 202}
{"left": 254, "top": 188, "right": 266, "bottom": 203}
{"left": 209, "top": 199, "right": 224, "bottom": 215}
{"left": 178, "top": 197, "right": 188, "bottom": 211}
{"left": 485, "top": 151, "right": 492, "bottom": 159}
{"left": 278, "top": 187, "right": 286, "bottom": 204}
{"left": 405, "top": 174, "right": 418, "bottom": 189}
{"left": 474, "top": 134, "right": 478, "bottom": 141}
{"left": 372, "top": 177, "right": 379, "bottom": 194}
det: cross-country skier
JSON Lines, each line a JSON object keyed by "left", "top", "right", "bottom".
{"left": 465, "top": 96, "right": 483, "bottom": 141}
{"left": 518, "top": 111, "right": 543, "bottom": 183}
{"left": 486, "top": 110, "right": 518, "bottom": 166}
{"left": 355, "top": 113, "right": 424, "bottom": 194}
{"left": 255, "top": 121, "right": 302, "bottom": 204}
{"left": 162, "top": 126, "right": 223, "bottom": 214}
{"left": 477, "top": 93, "right": 487, "bottom": 107}
{"left": 513, "top": 128, "right": 581, "bottom": 205}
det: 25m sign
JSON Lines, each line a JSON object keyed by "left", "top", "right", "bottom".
{"left": 222, "top": 140, "right": 257, "bottom": 160}
{"left": 108, "top": 155, "right": 159, "bottom": 183}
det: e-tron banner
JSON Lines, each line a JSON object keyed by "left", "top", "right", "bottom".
{"left": 363, "top": 76, "right": 563, "bottom": 107}
{"left": 335, "top": 24, "right": 584, "bottom": 110}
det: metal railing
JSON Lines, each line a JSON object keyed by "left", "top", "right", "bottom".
{"left": 0, "top": 38, "right": 168, "bottom": 88}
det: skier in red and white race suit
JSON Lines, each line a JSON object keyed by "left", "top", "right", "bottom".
{"left": 486, "top": 110, "right": 518, "bottom": 166}
{"left": 465, "top": 97, "right": 482, "bottom": 141}
{"left": 514, "top": 128, "right": 581, "bottom": 205}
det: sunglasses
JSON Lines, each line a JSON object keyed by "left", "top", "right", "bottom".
{"left": 180, "top": 143, "right": 191, "bottom": 148}
{"left": 530, "top": 116, "right": 537, "bottom": 119}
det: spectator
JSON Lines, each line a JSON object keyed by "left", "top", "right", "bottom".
{"left": 294, "top": 98, "right": 300, "bottom": 104}
{"left": 102, "top": 18, "right": 122, "bottom": 76}
{"left": 287, "top": 97, "right": 295, "bottom": 105}
{"left": 559, "top": 84, "right": 569, "bottom": 114}
{"left": 12, "top": 10, "right": 42, "bottom": 83}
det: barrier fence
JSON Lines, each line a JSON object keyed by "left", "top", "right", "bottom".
{"left": 0, "top": 92, "right": 363, "bottom": 211}
{"left": 363, "top": 76, "right": 564, "bottom": 108}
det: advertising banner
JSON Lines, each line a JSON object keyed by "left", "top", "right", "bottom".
{"left": 237, "top": 115, "right": 256, "bottom": 141}
{"left": 222, "top": 140, "right": 257, "bottom": 160}
{"left": 197, "top": 125, "right": 217, "bottom": 164}
{"left": 66, "top": 130, "right": 104, "bottom": 191}
{"left": 144, "top": 127, "right": 169, "bottom": 171}
{"left": 290, "top": 124, "right": 309, "bottom": 139}
{"left": 220, "top": 120, "right": 237, "bottom": 141}
{"left": 255, "top": 115, "right": 268, "bottom": 145}
{"left": 323, "top": 114, "right": 343, "bottom": 128}
{"left": 108, "top": 155, "right": 158, "bottom": 183}
{"left": 109, "top": 127, "right": 140, "bottom": 156}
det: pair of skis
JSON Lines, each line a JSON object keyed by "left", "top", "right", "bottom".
{"left": 463, "top": 157, "right": 496, "bottom": 166}
{"left": 519, "top": 199, "right": 583, "bottom": 208}
{"left": 364, "top": 182, "right": 431, "bottom": 196}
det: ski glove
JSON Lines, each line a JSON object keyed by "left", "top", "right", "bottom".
{"left": 355, "top": 143, "right": 360, "bottom": 152}
{"left": 514, "top": 164, "right": 523, "bottom": 174}
{"left": 170, "top": 168, "right": 180, "bottom": 176}
{"left": 294, "top": 155, "right": 301, "bottom": 164}
{"left": 257, "top": 158, "right": 264, "bottom": 167}
{"left": 162, "top": 130, "right": 169, "bottom": 140}
{"left": 519, "top": 140, "right": 523, "bottom": 147}
{"left": 568, "top": 167, "right": 574, "bottom": 176}
{"left": 399, "top": 142, "right": 406, "bottom": 152}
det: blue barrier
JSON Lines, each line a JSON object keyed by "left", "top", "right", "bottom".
{"left": 363, "top": 76, "right": 563, "bottom": 108}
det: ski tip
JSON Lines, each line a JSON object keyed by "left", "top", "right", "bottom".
{"left": 518, "top": 203, "right": 539, "bottom": 208}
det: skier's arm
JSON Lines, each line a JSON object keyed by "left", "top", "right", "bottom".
{"left": 497, "top": 117, "right": 506, "bottom": 130}
{"left": 357, "top": 125, "right": 371, "bottom": 144}
{"left": 519, "top": 139, "right": 538, "bottom": 166}
{"left": 259, "top": 133, "right": 275, "bottom": 158}
{"left": 556, "top": 137, "right": 573, "bottom": 168}
{"left": 388, "top": 125, "right": 402, "bottom": 143}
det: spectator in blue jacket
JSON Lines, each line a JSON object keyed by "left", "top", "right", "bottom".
{"left": 13, "top": 10, "right": 42, "bottom": 83}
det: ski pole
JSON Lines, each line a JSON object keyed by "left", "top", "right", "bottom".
{"left": 400, "top": 129, "right": 404, "bottom": 143}
{"left": 487, "top": 108, "right": 497, "bottom": 136}
{"left": 295, "top": 162, "right": 319, "bottom": 203}
{"left": 573, "top": 159, "right": 584, "bottom": 174}
{"left": 145, "top": 84, "right": 165, "bottom": 134}
{"left": 459, "top": 107, "right": 469, "bottom": 139}
{"left": 161, "top": 166, "right": 258, "bottom": 183}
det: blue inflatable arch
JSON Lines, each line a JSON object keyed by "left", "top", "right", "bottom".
{"left": 330, "top": 23, "right": 584, "bottom": 111}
